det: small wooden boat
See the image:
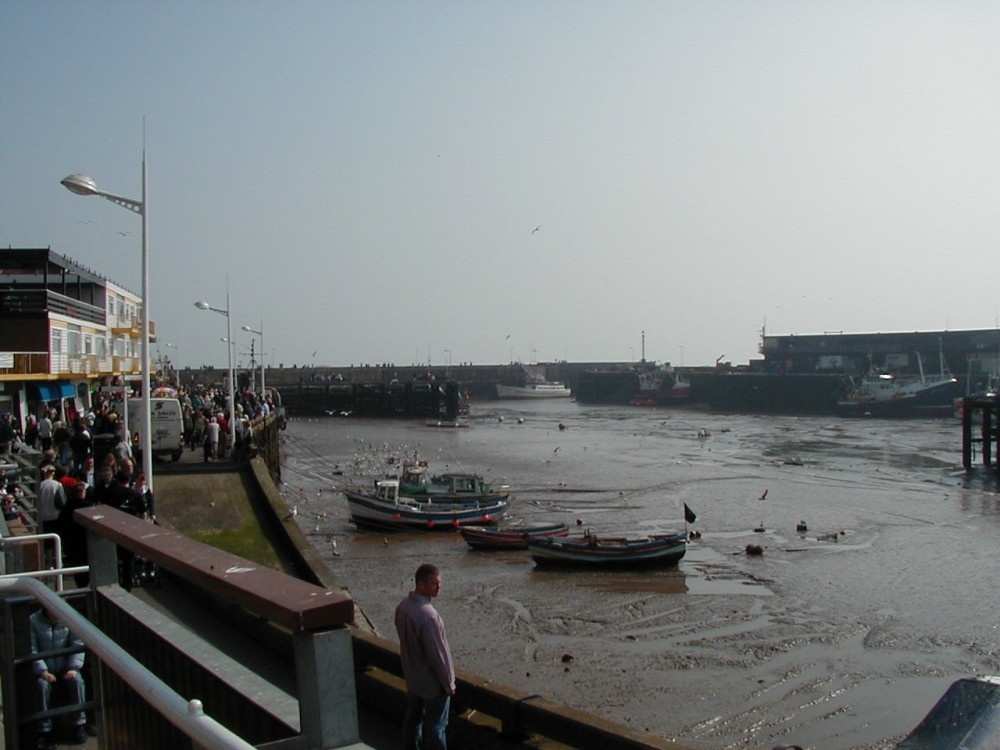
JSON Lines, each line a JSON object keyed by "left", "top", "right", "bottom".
{"left": 459, "top": 523, "right": 570, "bottom": 550}
{"left": 528, "top": 532, "right": 687, "bottom": 568}
{"left": 345, "top": 479, "right": 507, "bottom": 531}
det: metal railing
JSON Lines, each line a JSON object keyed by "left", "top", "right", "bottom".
{"left": 0, "top": 533, "right": 66, "bottom": 588}
{"left": 0, "top": 575, "right": 257, "bottom": 750}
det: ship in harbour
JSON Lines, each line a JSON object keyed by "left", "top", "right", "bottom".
{"left": 495, "top": 365, "right": 572, "bottom": 399}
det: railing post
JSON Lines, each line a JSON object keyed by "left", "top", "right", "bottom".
{"left": 87, "top": 531, "right": 120, "bottom": 588}
{"left": 294, "top": 626, "right": 360, "bottom": 749}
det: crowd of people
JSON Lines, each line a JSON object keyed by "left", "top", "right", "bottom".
{"left": 0, "top": 379, "right": 281, "bottom": 749}
{"left": 3, "top": 378, "right": 278, "bottom": 465}
{"left": 1, "top": 380, "right": 278, "bottom": 580}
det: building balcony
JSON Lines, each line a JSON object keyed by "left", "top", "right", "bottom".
{"left": 110, "top": 317, "right": 141, "bottom": 336}
{"left": 67, "top": 355, "right": 98, "bottom": 375}
{"left": 0, "top": 351, "right": 49, "bottom": 378}
{"left": 0, "top": 351, "right": 145, "bottom": 379}
{"left": 110, "top": 317, "right": 156, "bottom": 341}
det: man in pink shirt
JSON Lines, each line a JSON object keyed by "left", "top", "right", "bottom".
{"left": 394, "top": 563, "right": 456, "bottom": 750}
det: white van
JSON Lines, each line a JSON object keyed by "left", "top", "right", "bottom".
{"left": 117, "top": 397, "right": 184, "bottom": 462}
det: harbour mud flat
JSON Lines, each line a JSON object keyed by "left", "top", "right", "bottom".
{"left": 278, "top": 400, "right": 1000, "bottom": 750}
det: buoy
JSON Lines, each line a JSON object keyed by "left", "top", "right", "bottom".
{"left": 452, "top": 519, "right": 460, "bottom": 527}
{"left": 427, "top": 520, "right": 435, "bottom": 528}
{"left": 746, "top": 544, "right": 764, "bottom": 556}
{"left": 796, "top": 521, "right": 808, "bottom": 532}
{"left": 393, "top": 513, "right": 402, "bottom": 520}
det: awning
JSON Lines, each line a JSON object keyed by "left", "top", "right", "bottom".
{"left": 30, "top": 382, "right": 76, "bottom": 401}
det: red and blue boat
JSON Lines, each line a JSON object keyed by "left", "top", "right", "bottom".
{"left": 459, "top": 523, "right": 569, "bottom": 550}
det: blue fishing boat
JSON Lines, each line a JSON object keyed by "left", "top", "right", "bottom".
{"left": 345, "top": 479, "right": 507, "bottom": 531}
{"left": 528, "top": 532, "right": 687, "bottom": 568}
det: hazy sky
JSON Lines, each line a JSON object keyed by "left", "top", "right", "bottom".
{"left": 3, "top": 2, "right": 1000, "bottom": 371}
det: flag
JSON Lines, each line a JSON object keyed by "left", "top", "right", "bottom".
{"left": 684, "top": 503, "right": 697, "bottom": 524}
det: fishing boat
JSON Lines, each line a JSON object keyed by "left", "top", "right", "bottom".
{"left": 495, "top": 381, "right": 572, "bottom": 399}
{"left": 496, "top": 364, "right": 572, "bottom": 399}
{"left": 630, "top": 366, "right": 691, "bottom": 406}
{"left": 837, "top": 350, "right": 960, "bottom": 417}
{"left": 897, "top": 675, "right": 1000, "bottom": 749}
{"left": 459, "top": 523, "right": 570, "bottom": 550}
{"left": 344, "top": 479, "right": 508, "bottom": 530}
{"left": 398, "top": 461, "right": 509, "bottom": 502}
{"left": 528, "top": 531, "right": 687, "bottom": 568}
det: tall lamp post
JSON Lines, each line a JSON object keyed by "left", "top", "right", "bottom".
{"left": 62, "top": 159, "right": 153, "bottom": 490}
{"left": 195, "top": 293, "right": 237, "bottom": 457}
{"left": 163, "top": 342, "right": 178, "bottom": 381}
{"left": 241, "top": 322, "right": 264, "bottom": 394}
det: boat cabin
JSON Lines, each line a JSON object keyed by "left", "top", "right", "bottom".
{"left": 373, "top": 479, "right": 402, "bottom": 504}
{"left": 399, "top": 461, "right": 497, "bottom": 496}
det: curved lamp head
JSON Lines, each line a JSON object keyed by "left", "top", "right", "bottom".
{"left": 61, "top": 173, "right": 101, "bottom": 197}
{"left": 241, "top": 325, "right": 252, "bottom": 333}
{"left": 194, "top": 301, "right": 211, "bottom": 311}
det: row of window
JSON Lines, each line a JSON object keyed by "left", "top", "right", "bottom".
{"left": 107, "top": 295, "right": 139, "bottom": 322}
{"left": 50, "top": 326, "right": 136, "bottom": 359}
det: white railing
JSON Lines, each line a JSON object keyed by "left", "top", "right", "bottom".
{"left": 0, "top": 533, "right": 65, "bottom": 589}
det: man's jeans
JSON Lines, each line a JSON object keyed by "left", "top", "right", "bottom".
{"left": 402, "top": 691, "right": 450, "bottom": 750}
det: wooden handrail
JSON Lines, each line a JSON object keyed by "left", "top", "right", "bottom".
{"left": 74, "top": 505, "right": 354, "bottom": 631}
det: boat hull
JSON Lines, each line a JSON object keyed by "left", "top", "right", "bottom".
{"left": 459, "top": 523, "right": 570, "bottom": 550}
{"left": 836, "top": 378, "right": 960, "bottom": 418}
{"left": 496, "top": 384, "right": 572, "bottom": 399}
{"left": 344, "top": 490, "right": 507, "bottom": 531}
{"left": 528, "top": 533, "right": 687, "bottom": 568}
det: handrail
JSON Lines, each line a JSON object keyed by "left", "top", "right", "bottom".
{"left": 74, "top": 505, "right": 354, "bottom": 631}
{"left": 0, "top": 576, "right": 257, "bottom": 750}
{"left": 0, "top": 533, "right": 65, "bottom": 589}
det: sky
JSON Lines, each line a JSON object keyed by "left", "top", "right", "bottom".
{"left": 3, "top": 2, "right": 1000, "bottom": 372}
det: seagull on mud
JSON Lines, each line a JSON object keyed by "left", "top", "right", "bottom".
{"left": 284, "top": 506, "right": 298, "bottom": 521}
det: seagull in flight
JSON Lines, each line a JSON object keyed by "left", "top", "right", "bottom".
{"left": 531, "top": 225, "right": 541, "bottom": 235}
{"left": 118, "top": 231, "right": 130, "bottom": 237}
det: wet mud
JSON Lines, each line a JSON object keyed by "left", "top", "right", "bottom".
{"left": 278, "top": 401, "right": 1000, "bottom": 750}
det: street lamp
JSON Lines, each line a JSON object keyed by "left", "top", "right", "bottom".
{"left": 241, "top": 322, "right": 264, "bottom": 394}
{"left": 61, "top": 159, "right": 153, "bottom": 491}
{"left": 195, "top": 293, "right": 237, "bottom": 457}
{"left": 163, "top": 342, "right": 178, "bottom": 379}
